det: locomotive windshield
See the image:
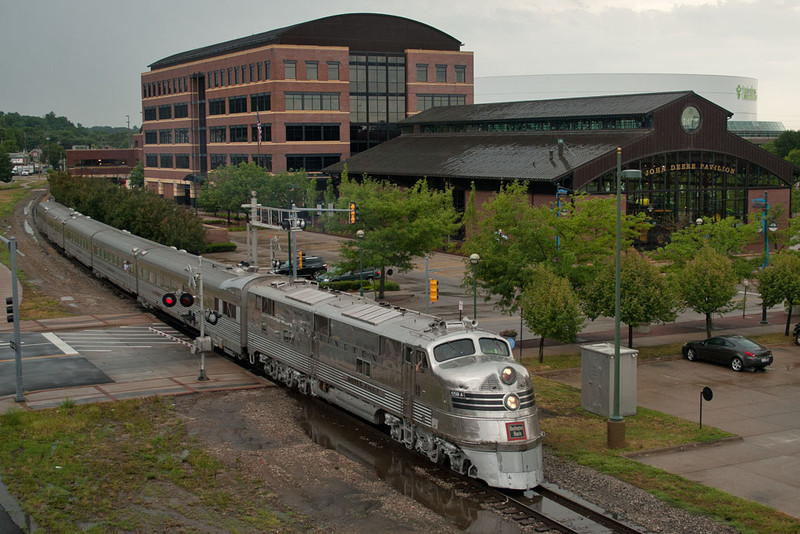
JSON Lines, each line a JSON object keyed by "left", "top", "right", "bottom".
{"left": 433, "top": 337, "right": 510, "bottom": 362}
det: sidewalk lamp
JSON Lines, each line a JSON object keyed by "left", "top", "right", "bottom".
{"left": 609, "top": 150, "right": 641, "bottom": 449}
{"left": 752, "top": 192, "right": 775, "bottom": 324}
{"left": 470, "top": 253, "right": 480, "bottom": 319}
{"left": 556, "top": 187, "right": 569, "bottom": 251}
{"left": 357, "top": 229, "right": 365, "bottom": 296}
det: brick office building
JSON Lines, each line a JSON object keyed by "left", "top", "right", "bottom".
{"left": 140, "top": 13, "right": 473, "bottom": 202}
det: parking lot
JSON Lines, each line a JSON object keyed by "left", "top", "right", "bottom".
{"left": 551, "top": 344, "right": 800, "bottom": 518}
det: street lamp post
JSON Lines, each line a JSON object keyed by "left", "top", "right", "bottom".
{"left": 608, "top": 149, "right": 641, "bottom": 449}
{"left": 752, "top": 192, "right": 773, "bottom": 324}
{"left": 556, "top": 187, "right": 568, "bottom": 251}
{"left": 470, "top": 253, "right": 480, "bottom": 320}
{"left": 357, "top": 229, "right": 365, "bottom": 297}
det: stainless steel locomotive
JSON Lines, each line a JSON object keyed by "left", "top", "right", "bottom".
{"left": 35, "top": 197, "right": 545, "bottom": 489}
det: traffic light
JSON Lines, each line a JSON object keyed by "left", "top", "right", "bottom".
{"left": 430, "top": 279, "right": 438, "bottom": 302}
{"left": 6, "top": 297, "right": 14, "bottom": 323}
{"left": 349, "top": 202, "right": 359, "bottom": 224}
{"left": 162, "top": 293, "right": 178, "bottom": 307}
{"left": 298, "top": 252, "right": 303, "bottom": 269}
{"left": 179, "top": 292, "right": 195, "bottom": 307}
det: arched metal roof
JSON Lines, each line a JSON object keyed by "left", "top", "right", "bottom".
{"left": 149, "top": 13, "right": 463, "bottom": 70}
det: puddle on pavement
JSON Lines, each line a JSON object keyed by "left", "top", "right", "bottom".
{"left": 294, "top": 393, "right": 531, "bottom": 533}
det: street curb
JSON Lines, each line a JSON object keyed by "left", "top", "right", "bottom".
{"left": 623, "top": 435, "right": 744, "bottom": 459}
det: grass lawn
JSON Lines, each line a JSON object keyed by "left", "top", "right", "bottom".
{"left": 527, "top": 364, "right": 800, "bottom": 534}
{"left": 0, "top": 398, "right": 304, "bottom": 533}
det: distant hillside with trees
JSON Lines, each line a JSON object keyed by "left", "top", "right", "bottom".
{"left": 0, "top": 110, "right": 137, "bottom": 169}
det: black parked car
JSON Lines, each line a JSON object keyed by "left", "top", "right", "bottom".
{"left": 794, "top": 322, "right": 800, "bottom": 346}
{"left": 682, "top": 335, "right": 773, "bottom": 372}
{"left": 315, "top": 266, "right": 381, "bottom": 284}
{"left": 272, "top": 256, "right": 327, "bottom": 278}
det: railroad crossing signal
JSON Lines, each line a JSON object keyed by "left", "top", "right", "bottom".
{"left": 163, "top": 293, "right": 194, "bottom": 308}
{"left": 430, "top": 279, "right": 438, "bottom": 302}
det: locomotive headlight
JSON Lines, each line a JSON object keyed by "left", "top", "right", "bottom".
{"left": 504, "top": 393, "right": 520, "bottom": 411}
{"left": 500, "top": 366, "right": 516, "bottom": 385}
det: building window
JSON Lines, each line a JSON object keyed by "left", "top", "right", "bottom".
{"left": 250, "top": 93, "right": 271, "bottom": 112}
{"left": 214, "top": 70, "right": 219, "bottom": 87}
{"left": 210, "top": 154, "right": 227, "bottom": 169}
{"left": 418, "top": 94, "right": 466, "bottom": 111}
{"left": 327, "top": 62, "right": 339, "bottom": 81}
{"left": 158, "top": 105, "right": 172, "bottom": 120}
{"left": 250, "top": 63, "right": 255, "bottom": 83}
{"left": 229, "top": 125, "right": 248, "bottom": 143}
{"left": 228, "top": 68, "right": 233, "bottom": 85}
{"left": 416, "top": 64, "right": 428, "bottom": 82}
{"left": 257, "top": 62, "right": 263, "bottom": 81}
{"left": 228, "top": 95, "right": 247, "bottom": 114}
{"left": 230, "top": 154, "right": 248, "bottom": 165}
{"left": 285, "top": 92, "right": 340, "bottom": 110}
{"left": 252, "top": 154, "right": 272, "bottom": 170}
{"left": 144, "top": 107, "right": 156, "bottom": 121}
{"left": 174, "top": 128, "right": 189, "bottom": 143}
{"left": 175, "top": 154, "right": 190, "bottom": 168}
{"left": 284, "top": 60, "right": 296, "bottom": 79}
{"left": 208, "top": 98, "right": 226, "bottom": 115}
{"left": 159, "top": 129, "right": 172, "bottom": 144}
{"left": 264, "top": 61, "right": 271, "bottom": 79}
{"left": 144, "top": 130, "right": 157, "bottom": 144}
{"left": 159, "top": 154, "right": 173, "bottom": 168}
{"left": 435, "top": 65, "right": 447, "bottom": 83}
{"left": 306, "top": 61, "right": 318, "bottom": 80}
{"left": 286, "top": 124, "right": 340, "bottom": 142}
{"left": 251, "top": 123, "right": 272, "bottom": 143}
{"left": 455, "top": 65, "right": 466, "bottom": 84}
{"left": 356, "top": 358, "right": 371, "bottom": 377}
{"left": 174, "top": 102, "right": 189, "bottom": 118}
{"left": 286, "top": 154, "right": 340, "bottom": 172}
{"left": 145, "top": 153, "right": 158, "bottom": 167}
{"left": 209, "top": 126, "right": 226, "bottom": 143}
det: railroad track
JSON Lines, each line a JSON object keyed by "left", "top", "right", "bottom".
{"left": 289, "top": 390, "right": 647, "bottom": 533}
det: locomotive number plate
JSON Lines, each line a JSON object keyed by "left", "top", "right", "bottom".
{"left": 505, "top": 422, "right": 526, "bottom": 441}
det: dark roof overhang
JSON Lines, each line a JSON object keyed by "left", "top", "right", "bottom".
{"left": 149, "top": 13, "right": 463, "bottom": 70}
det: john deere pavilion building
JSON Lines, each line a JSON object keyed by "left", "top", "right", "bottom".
{"left": 325, "top": 90, "right": 799, "bottom": 245}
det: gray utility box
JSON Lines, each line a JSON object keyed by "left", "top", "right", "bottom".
{"left": 581, "top": 342, "right": 638, "bottom": 417}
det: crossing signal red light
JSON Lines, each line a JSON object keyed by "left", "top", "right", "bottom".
{"left": 179, "top": 293, "right": 195, "bottom": 307}
{"left": 162, "top": 293, "right": 178, "bottom": 307}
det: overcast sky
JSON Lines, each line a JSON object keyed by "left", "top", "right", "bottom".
{"left": 1, "top": 0, "right": 798, "bottom": 129}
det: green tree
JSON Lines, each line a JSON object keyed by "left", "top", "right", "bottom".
{"left": 336, "top": 174, "right": 460, "bottom": 299}
{"left": 762, "top": 130, "right": 800, "bottom": 159}
{"left": 651, "top": 216, "right": 761, "bottom": 280}
{"left": 198, "top": 163, "right": 316, "bottom": 223}
{"left": 128, "top": 160, "right": 144, "bottom": 188}
{"left": 463, "top": 182, "right": 648, "bottom": 314}
{"left": 49, "top": 171, "right": 206, "bottom": 253}
{"left": 0, "top": 152, "right": 12, "bottom": 183}
{"left": 757, "top": 252, "right": 800, "bottom": 336}
{"left": 583, "top": 249, "right": 678, "bottom": 347}
{"left": 673, "top": 246, "right": 739, "bottom": 338}
{"left": 520, "top": 265, "right": 584, "bottom": 362}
